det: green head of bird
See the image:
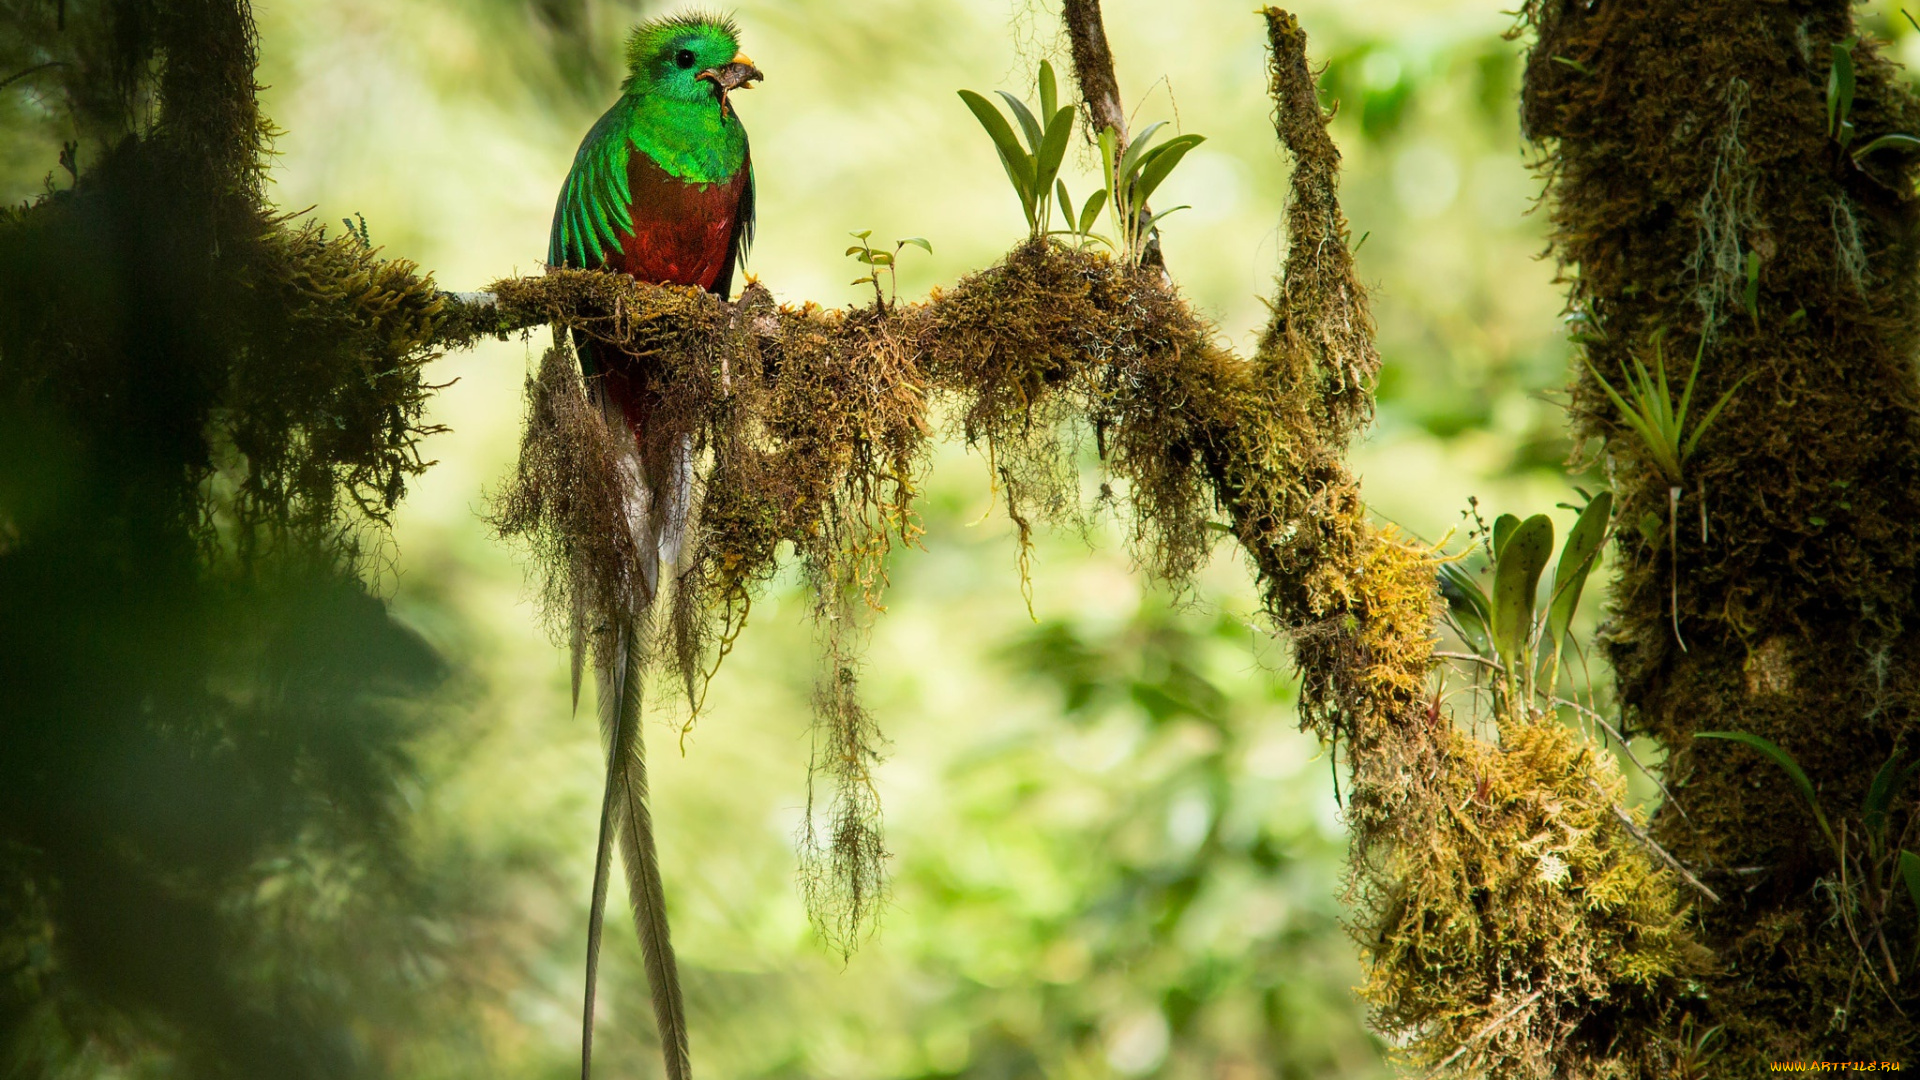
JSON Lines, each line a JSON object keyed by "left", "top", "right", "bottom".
{"left": 623, "top": 13, "right": 762, "bottom": 113}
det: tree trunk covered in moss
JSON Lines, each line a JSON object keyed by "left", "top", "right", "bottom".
{"left": 1524, "top": 0, "right": 1920, "bottom": 1065}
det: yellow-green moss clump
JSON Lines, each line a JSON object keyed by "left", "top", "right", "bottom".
{"left": 466, "top": 7, "right": 1704, "bottom": 1068}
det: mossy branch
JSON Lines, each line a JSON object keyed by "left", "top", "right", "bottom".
{"left": 449, "top": 11, "right": 1708, "bottom": 1077}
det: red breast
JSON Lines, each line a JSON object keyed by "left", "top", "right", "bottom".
{"left": 608, "top": 150, "right": 748, "bottom": 290}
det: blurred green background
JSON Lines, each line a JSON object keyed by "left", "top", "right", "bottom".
{"left": 15, "top": 0, "right": 1863, "bottom": 1075}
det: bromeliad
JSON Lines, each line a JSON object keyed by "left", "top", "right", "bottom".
{"left": 547, "top": 13, "right": 760, "bottom": 1080}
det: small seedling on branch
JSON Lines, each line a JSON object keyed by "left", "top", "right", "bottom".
{"left": 959, "top": 61, "right": 1075, "bottom": 241}
{"left": 846, "top": 231, "right": 931, "bottom": 309}
{"left": 1098, "top": 121, "right": 1205, "bottom": 265}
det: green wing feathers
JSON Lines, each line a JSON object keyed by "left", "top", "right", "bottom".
{"left": 551, "top": 103, "right": 636, "bottom": 269}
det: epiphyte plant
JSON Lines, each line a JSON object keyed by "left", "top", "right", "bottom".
{"left": 1584, "top": 332, "right": 1745, "bottom": 650}
{"left": 959, "top": 61, "right": 1075, "bottom": 241}
{"left": 846, "top": 231, "right": 931, "bottom": 309}
{"left": 1438, "top": 490, "right": 1612, "bottom": 706}
{"left": 1584, "top": 332, "right": 1746, "bottom": 488}
{"left": 1830, "top": 36, "right": 1858, "bottom": 149}
{"left": 1694, "top": 731, "right": 1920, "bottom": 982}
{"left": 1826, "top": 32, "right": 1920, "bottom": 164}
{"left": 959, "top": 60, "right": 1204, "bottom": 260}
{"left": 1053, "top": 178, "right": 1109, "bottom": 251}
{"left": 1098, "top": 120, "right": 1205, "bottom": 264}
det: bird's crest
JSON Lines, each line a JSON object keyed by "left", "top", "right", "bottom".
{"left": 625, "top": 11, "right": 741, "bottom": 72}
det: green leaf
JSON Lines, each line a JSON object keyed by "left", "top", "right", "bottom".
{"left": 1696, "top": 731, "right": 1837, "bottom": 853}
{"left": 1491, "top": 514, "right": 1553, "bottom": 670}
{"left": 996, "top": 90, "right": 1045, "bottom": 155}
{"left": 1743, "top": 251, "right": 1761, "bottom": 320}
{"left": 869, "top": 252, "right": 893, "bottom": 265}
{"left": 1548, "top": 490, "right": 1612, "bottom": 651}
{"left": 958, "top": 90, "right": 1035, "bottom": 200}
{"left": 851, "top": 276, "right": 875, "bottom": 286}
{"left": 1491, "top": 513, "right": 1520, "bottom": 559}
{"left": 1056, "top": 180, "right": 1076, "bottom": 231}
{"left": 1853, "top": 133, "right": 1920, "bottom": 159}
{"left": 1865, "top": 750, "right": 1904, "bottom": 843}
{"left": 1585, "top": 355, "right": 1682, "bottom": 484}
{"left": 1038, "top": 59, "right": 1058, "bottom": 123}
{"left": 1140, "top": 205, "right": 1190, "bottom": 230}
{"left": 1079, "top": 187, "right": 1108, "bottom": 234}
{"left": 1672, "top": 334, "right": 1700, "bottom": 429}
{"left": 1681, "top": 372, "right": 1751, "bottom": 462}
{"left": 1033, "top": 105, "right": 1076, "bottom": 198}
{"left": 1829, "top": 39, "right": 1856, "bottom": 140}
{"left": 1901, "top": 850, "right": 1920, "bottom": 915}
{"left": 1118, "top": 121, "right": 1169, "bottom": 183}
{"left": 845, "top": 246, "right": 865, "bottom": 256}
{"left": 851, "top": 230, "right": 872, "bottom": 240}
{"left": 1438, "top": 562, "right": 1493, "bottom": 656}
{"left": 1098, "top": 125, "right": 1119, "bottom": 191}
{"left": 898, "top": 236, "right": 932, "bottom": 254}
{"left": 1133, "top": 134, "right": 1205, "bottom": 207}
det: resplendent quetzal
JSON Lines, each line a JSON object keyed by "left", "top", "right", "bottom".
{"left": 547, "top": 14, "right": 760, "bottom": 1080}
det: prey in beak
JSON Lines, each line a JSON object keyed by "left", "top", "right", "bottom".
{"left": 696, "top": 52, "right": 762, "bottom": 116}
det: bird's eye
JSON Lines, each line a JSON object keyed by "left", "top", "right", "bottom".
{"left": 675, "top": 49, "right": 696, "bottom": 70}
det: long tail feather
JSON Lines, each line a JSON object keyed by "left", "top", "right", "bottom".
{"left": 580, "top": 640, "right": 622, "bottom": 1080}
{"left": 583, "top": 621, "right": 690, "bottom": 1080}
{"left": 570, "top": 589, "right": 587, "bottom": 715}
{"left": 581, "top": 356, "right": 691, "bottom": 1080}
{"left": 610, "top": 625, "right": 690, "bottom": 1079}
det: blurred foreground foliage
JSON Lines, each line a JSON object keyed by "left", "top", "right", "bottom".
{"left": 0, "top": 0, "right": 484, "bottom": 1075}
